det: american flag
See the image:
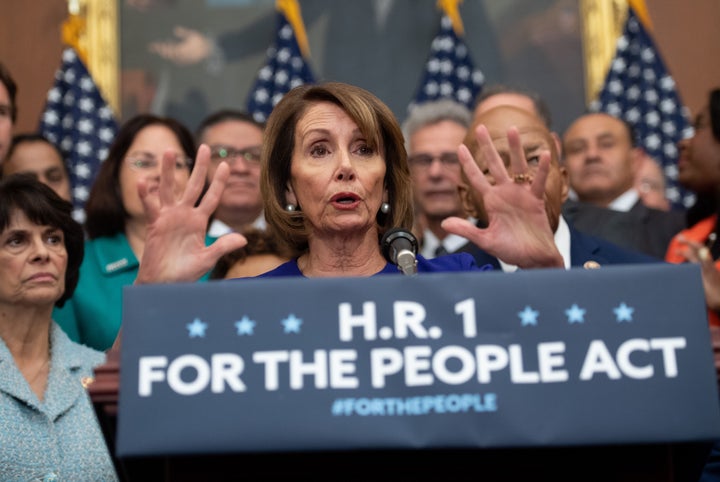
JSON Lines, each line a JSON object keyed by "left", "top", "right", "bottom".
{"left": 246, "top": 7, "right": 316, "bottom": 123}
{"left": 409, "top": 14, "right": 485, "bottom": 113}
{"left": 590, "top": 6, "right": 693, "bottom": 209}
{"left": 38, "top": 47, "right": 118, "bottom": 223}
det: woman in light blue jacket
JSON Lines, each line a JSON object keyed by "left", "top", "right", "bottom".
{"left": 0, "top": 175, "right": 117, "bottom": 481}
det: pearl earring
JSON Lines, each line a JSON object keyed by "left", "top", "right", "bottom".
{"left": 285, "top": 204, "right": 296, "bottom": 212}
{"left": 380, "top": 202, "right": 390, "bottom": 214}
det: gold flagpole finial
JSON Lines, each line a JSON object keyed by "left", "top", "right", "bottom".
{"left": 437, "top": 0, "right": 465, "bottom": 36}
{"left": 63, "top": 0, "right": 88, "bottom": 63}
{"left": 628, "top": 0, "right": 653, "bottom": 31}
{"left": 277, "top": 0, "right": 312, "bottom": 59}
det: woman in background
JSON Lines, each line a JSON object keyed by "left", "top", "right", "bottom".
{"left": 53, "top": 114, "right": 200, "bottom": 350}
{"left": 210, "top": 227, "right": 293, "bottom": 279}
{"left": 665, "top": 88, "right": 720, "bottom": 326}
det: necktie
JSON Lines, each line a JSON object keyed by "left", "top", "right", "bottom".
{"left": 434, "top": 245, "right": 449, "bottom": 257}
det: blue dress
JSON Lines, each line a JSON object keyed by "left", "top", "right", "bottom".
{"left": 258, "top": 253, "right": 493, "bottom": 278}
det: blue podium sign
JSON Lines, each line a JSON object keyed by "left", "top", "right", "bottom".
{"left": 116, "top": 263, "right": 720, "bottom": 457}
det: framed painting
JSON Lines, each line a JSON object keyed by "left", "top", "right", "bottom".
{"left": 83, "top": 0, "right": 624, "bottom": 132}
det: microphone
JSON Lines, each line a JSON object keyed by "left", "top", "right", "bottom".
{"left": 381, "top": 228, "right": 419, "bottom": 276}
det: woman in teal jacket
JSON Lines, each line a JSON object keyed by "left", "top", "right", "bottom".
{"left": 53, "top": 114, "right": 212, "bottom": 351}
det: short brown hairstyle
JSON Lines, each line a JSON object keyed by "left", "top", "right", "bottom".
{"left": 84, "top": 114, "right": 196, "bottom": 239}
{"left": 261, "top": 82, "right": 414, "bottom": 254}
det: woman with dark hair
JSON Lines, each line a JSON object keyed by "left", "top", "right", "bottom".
{"left": 665, "top": 88, "right": 720, "bottom": 326}
{"left": 53, "top": 114, "right": 206, "bottom": 351}
{"left": 0, "top": 174, "right": 117, "bottom": 480}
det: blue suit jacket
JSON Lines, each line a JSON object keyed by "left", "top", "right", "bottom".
{"left": 457, "top": 224, "right": 661, "bottom": 269}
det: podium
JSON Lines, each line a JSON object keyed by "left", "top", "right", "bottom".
{"left": 90, "top": 351, "right": 711, "bottom": 481}
{"left": 91, "top": 355, "right": 710, "bottom": 482}
{"left": 89, "top": 268, "right": 720, "bottom": 482}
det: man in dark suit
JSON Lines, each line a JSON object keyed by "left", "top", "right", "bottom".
{"left": 456, "top": 105, "right": 659, "bottom": 269}
{"left": 561, "top": 112, "right": 685, "bottom": 259}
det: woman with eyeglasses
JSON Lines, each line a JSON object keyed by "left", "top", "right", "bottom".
{"left": 53, "top": 114, "right": 213, "bottom": 351}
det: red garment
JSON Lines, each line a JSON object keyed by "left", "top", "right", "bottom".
{"left": 665, "top": 214, "right": 720, "bottom": 326}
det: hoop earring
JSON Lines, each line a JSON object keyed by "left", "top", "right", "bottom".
{"left": 380, "top": 202, "right": 390, "bottom": 214}
{"left": 285, "top": 204, "right": 296, "bottom": 212}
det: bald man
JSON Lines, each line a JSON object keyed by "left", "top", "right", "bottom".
{"left": 561, "top": 112, "right": 685, "bottom": 259}
{"left": 456, "top": 105, "right": 657, "bottom": 269}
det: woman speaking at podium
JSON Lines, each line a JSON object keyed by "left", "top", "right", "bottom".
{"left": 133, "top": 81, "right": 564, "bottom": 285}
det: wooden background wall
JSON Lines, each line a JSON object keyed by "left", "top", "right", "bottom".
{"left": 1, "top": 0, "right": 718, "bottom": 133}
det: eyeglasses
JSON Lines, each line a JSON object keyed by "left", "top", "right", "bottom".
{"left": 125, "top": 153, "right": 192, "bottom": 172}
{"left": 407, "top": 152, "right": 459, "bottom": 169}
{"left": 209, "top": 145, "right": 262, "bottom": 166}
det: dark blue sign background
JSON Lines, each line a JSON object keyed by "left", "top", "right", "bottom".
{"left": 116, "top": 264, "right": 720, "bottom": 457}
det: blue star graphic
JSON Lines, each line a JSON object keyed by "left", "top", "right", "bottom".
{"left": 565, "top": 304, "right": 586, "bottom": 324}
{"left": 281, "top": 313, "right": 303, "bottom": 334}
{"left": 187, "top": 318, "right": 208, "bottom": 338}
{"left": 613, "top": 302, "right": 635, "bottom": 322}
{"left": 518, "top": 306, "right": 539, "bottom": 326}
{"left": 234, "top": 316, "right": 257, "bottom": 335}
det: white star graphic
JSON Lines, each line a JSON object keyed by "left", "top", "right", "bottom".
{"left": 234, "top": 316, "right": 257, "bottom": 336}
{"left": 565, "top": 304, "right": 586, "bottom": 324}
{"left": 187, "top": 318, "right": 208, "bottom": 338}
{"left": 281, "top": 314, "right": 303, "bottom": 334}
{"left": 613, "top": 302, "right": 635, "bottom": 322}
{"left": 518, "top": 306, "right": 539, "bottom": 326}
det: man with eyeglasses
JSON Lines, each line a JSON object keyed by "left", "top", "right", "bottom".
{"left": 402, "top": 100, "right": 474, "bottom": 258}
{"left": 196, "top": 110, "right": 266, "bottom": 237}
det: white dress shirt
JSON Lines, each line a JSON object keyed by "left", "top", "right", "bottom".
{"left": 499, "top": 215, "right": 572, "bottom": 272}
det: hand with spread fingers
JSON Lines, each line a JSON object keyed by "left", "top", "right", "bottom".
{"left": 442, "top": 124, "right": 563, "bottom": 269}
{"left": 136, "top": 144, "right": 247, "bottom": 284}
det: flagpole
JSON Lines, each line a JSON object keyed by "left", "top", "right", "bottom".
{"left": 437, "top": 0, "right": 465, "bottom": 36}
{"left": 277, "top": 0, "right": 312, "bottom": 59}
{"left": 63, "top": 0, "right": 119, "bottom": 117}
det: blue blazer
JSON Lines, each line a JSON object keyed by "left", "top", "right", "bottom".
{"left": 457, "top": 224, "right": 661, "bottom": 270}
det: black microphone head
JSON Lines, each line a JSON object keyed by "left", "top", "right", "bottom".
{"left": 380, "top": 227, "right": 418, "bottom": 264}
